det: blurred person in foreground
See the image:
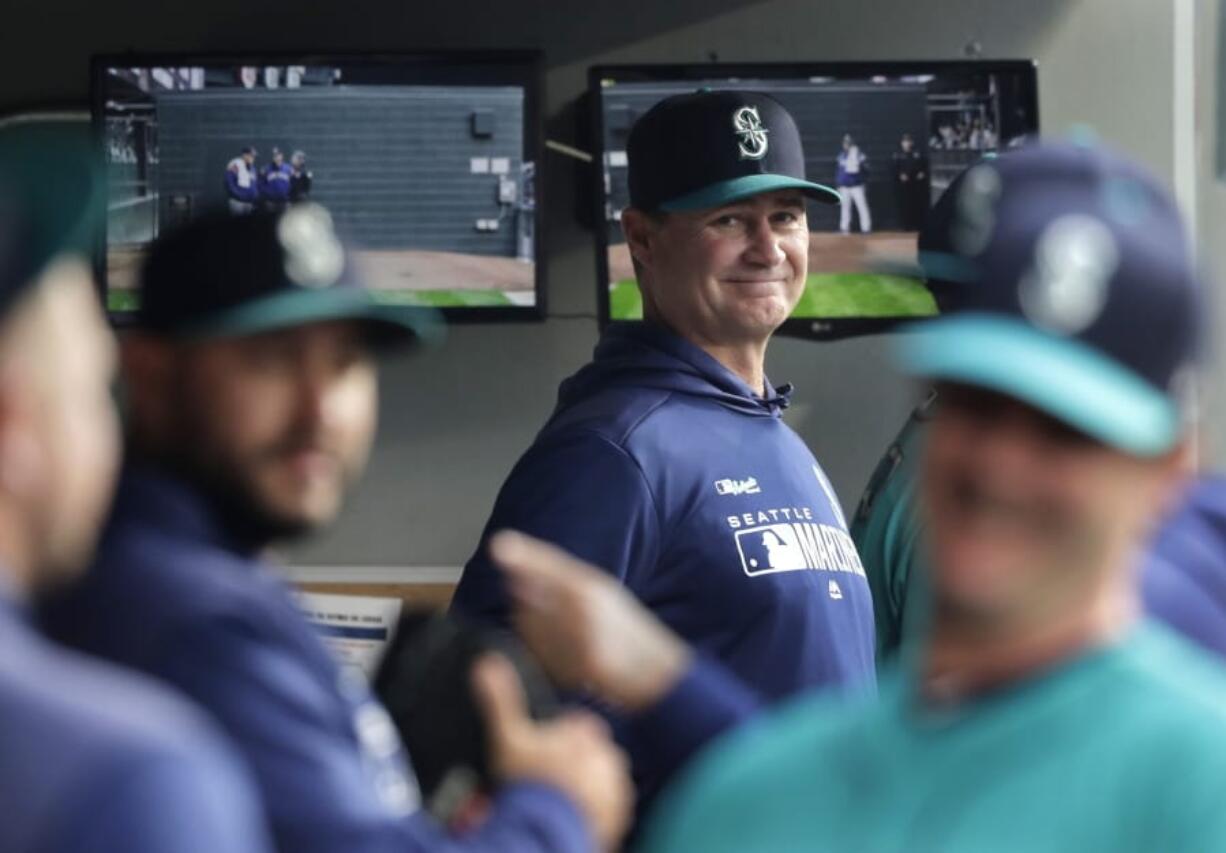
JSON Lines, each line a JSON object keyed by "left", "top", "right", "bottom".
{"left": 856, "top": 157, "right": 1226, "bottom": 666}
{"left": 0, "top": 123, "right": 273, "bottom": 852}
{"left": 41, "top": 204, "right": 630, "bottom": 853}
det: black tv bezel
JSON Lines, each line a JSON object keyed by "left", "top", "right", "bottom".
{"left": 588, "top": 59, "right": 1040, "bottom": 341}
{"left": 91, "top": 49, "right": 547, "bottom": 326}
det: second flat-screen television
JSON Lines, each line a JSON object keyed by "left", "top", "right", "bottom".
{"left": 590, "top": 60, "right": 1039, "bottom": 339}
{"left": 93, "top": 51, "right": 544, "bottom": 321}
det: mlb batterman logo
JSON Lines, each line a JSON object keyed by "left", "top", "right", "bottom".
{"left": 733, "top": 106, "right": 769, "bottom": 160}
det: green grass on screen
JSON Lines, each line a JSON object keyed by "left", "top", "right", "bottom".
{"left": 608, "top": 273, "right": 938, "bottom": 321}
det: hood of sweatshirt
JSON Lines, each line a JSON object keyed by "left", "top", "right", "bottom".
{"left": 557, "top": 322, "right": 792, "bottom": 418}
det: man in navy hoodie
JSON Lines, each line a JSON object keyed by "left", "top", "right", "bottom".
{"left": 1, "top": 124, "right": 273, "bottom": 852}
{"left": 452, "top": 90, "right": 876, "bottom": 804}
{"left": 41, "top": 204, "right": 631, "bottom": 853}
{"left": 1136, "top": 477, "right": 1226, "bottom": 657}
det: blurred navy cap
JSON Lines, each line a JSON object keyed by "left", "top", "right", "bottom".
{"left": 897, "top": 139, "right": 1203, "bottom": 456}
{"left": 135, "top": 204, "right": 441, "bottom": 348}
{"left": 913, "top": 158, "right": 993, "bottom": 314}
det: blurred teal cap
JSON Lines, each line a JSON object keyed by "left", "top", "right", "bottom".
{"left": 0, "top": 117, "right": 103, "bottom": 316}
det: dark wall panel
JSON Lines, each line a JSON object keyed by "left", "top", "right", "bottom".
{"left": 156, "top": 86, "right": 524, "bottom": 255}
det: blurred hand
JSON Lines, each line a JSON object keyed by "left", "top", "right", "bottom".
{"left": 488, "top": 529, "right": 691, "bottom": 712}
{"left": 472, "top": 653, "right": 631, "bottom": 851}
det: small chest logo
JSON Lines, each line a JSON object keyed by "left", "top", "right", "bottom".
{"left": 732, "top": 106, "right": 769, "bottom": 160}
{"left": 715, "top": 477, "right": 761, "bottom": 496}
{"left": 828, "top": 580, "right": 843, "bottom": 600}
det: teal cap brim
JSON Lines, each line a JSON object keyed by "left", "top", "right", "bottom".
{"left": 0, "top": 118, "right": 105, "bottom": 296}
{"left": 175, "top": 287, "right": 444, "bottom": 349}
{"left": 659, "top": 174, "right": 841, "bottom": 211}
{"left": 896, "top": 313, "right": 1181, "bottom": 456}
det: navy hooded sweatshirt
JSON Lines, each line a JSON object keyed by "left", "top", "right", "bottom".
{"left": 452, "top": 323, "right": 877, "bottom": 793}
{"left": 41, "top": 469, "right": 594, "bottom": 853}
{"left": 1139, "top": 476, "right": 1226, "bottom": 659}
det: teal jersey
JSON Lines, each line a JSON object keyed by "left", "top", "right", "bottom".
{"left": 641, "top": 623, "right": 1226, "bottom": 853}
{"left": 850, "top": 394, "right": 933, "bottom": 663}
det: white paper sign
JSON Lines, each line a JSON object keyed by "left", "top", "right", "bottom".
{"left": 295, "top": 591, "right": 403, "bottom": 682}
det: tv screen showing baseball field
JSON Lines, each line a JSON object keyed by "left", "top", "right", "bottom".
{"left": 95, "top": 54, "right": 542, "bottom": 318}
{"left": 592, "top": 61, "right": 1038, "bottom": 336}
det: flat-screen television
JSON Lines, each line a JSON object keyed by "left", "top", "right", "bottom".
{"left": 590, "top": 60, "right": 1039, "bottom": 339}
{"left": 92, "top": 51, "right": 544, "bottom": 322}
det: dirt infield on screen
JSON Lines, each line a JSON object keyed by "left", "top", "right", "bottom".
{"left": 606, "top": 231, "right": 938, "bottom": 320}
{"left": 106, "top": 247, "right": 532, "bottom": 311}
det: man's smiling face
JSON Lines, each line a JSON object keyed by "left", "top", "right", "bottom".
{"left": 626, "top": 189, "right": 809, "bottom": 349}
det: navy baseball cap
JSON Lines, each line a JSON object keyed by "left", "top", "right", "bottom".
{"left": 897, "top": 140, "right": 1203, "bottom": 456}
{"left": 0, "top": 120, "right": 103, "bottom": 317}
{"left": 871, "top": 159, "right": 992, "bottom": 313}
{"left": 136, "top": 204, "right": 440, "bottom": 346}
{"left": 627, "top": 90, "right": 840, "bottom": 212}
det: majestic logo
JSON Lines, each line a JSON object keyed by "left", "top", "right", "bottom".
{"left": 732, "top": 106, "right": 769, "bottom": 160}
{"left": 715, "top": 477, "right": 761, "bottom": 496}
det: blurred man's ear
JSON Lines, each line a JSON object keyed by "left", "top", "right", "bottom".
{"left": 0, "top": 372, "right": 43, "bottom": 501}
{"left": 119, "top": 333, "right": 177, "bottom": 438}
{"left": 1148, "top": 437, "right": 1198, "bottom": 525}
{"left": 0, "top": 285, "right": 52, "bottom": 503}
{"left": 1172, "top": 434, "right": 1198, "bottom": 476}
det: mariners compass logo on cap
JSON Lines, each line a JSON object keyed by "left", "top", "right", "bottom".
{"left": 1018, "top": 214, "right": 1118, "bottom": 335}
{"left": 732, "top": 106, "right": 769, "bottom": 160}
{"left": 278, "top": 203, "right": 345, "bottom": 290}
{"left": 626, "top": 90, "right": 839, "bottom": 211}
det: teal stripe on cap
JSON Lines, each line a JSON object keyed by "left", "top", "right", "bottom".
{"left": 896, "top": 313, "right": 1181, "bottom": 456}
{"left": 660, "top": 174, "right": 841, "bottom": 211}
{"left": 175, "top": 287, "right": 443, "bottom": 347}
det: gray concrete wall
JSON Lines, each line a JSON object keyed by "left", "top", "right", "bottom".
{"left": 2, "top": 0, "right": 1185, "bottom": 569}
{"left": 1197, "top": 0, "right": 1226, "bottom": 465}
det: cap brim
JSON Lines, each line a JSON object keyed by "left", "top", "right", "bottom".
{"left": 896, "top": 313, "right": 1181, "bottom": 456}
{"left": 173, "top": 288, "right": 444, "bottom": 349}
{"left": 0, "top": 119, "right": 105, "bottom": 288}
{"left": 660, "top": 174, "right": 841, "bottom": 211}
